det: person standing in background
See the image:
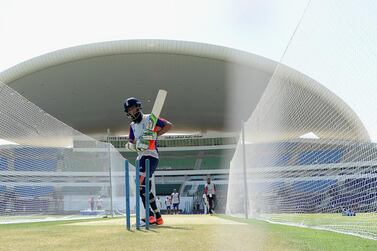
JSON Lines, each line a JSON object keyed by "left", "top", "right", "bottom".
{"left": 205, "top": 177, "right": 216, "bottom": 215}
{"left": 171, "top": 189, "right": 180, "bottom": 214}
{"left": 165, "top": 195, "right": 172, "bottom": 214}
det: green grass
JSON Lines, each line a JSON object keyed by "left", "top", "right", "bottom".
{"left": 219, "top": 215, "right": 377, "bottom": 251}
{"left": 0, "top": 215, "right": 376, "bottom": 251}
{"left": 260, "top": 213, "right": 377, "bottom": 239}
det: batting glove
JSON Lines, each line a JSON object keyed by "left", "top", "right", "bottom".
{"left": 125, "top": 142, "right": 137, "bottom": 152}
{"left": 136, "top": 139, "right": 149, "bottom": 151}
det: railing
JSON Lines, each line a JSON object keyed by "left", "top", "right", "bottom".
{"left": 106, "top": 136, "right": 238, "bottom": 148}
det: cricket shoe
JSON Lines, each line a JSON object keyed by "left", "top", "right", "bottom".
{"left": 141, "top": 216, "right": 156, "bottom": 224}
{"left": 132, "top": 221, "right": 146, "bottom": 228}
{"left": 155, "top": 217, "right": 164, "bottom": 225}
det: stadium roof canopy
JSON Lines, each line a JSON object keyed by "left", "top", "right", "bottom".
{"left": 0, "top": 40, "right": 368, "bottom": 140}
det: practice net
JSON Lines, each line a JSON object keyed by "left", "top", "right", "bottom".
{"left": 226, "top": 0, "right": 377, "bottom": 239}
{"left": 0, "top": 82, "right": 136, "bottom": 224}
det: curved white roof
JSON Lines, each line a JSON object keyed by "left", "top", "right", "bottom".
{"left": 0, "top": 40, "right": 367, "bottom": 140}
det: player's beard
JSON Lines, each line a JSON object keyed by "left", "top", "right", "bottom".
{"left": 131, "top": 110, "right": 143, "bottom": 123}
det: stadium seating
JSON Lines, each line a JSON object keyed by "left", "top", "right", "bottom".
{"left": 109, "top": 137, "right": 237, "bottom": 148}
{"left": 158, "top": 158, "right": 197, "bottom": 170}
{"left": 61, "top": 186, "right": 102, "bottom": 195}
{"left": 297, "top": 149, "right": 342, "bottom": 165}
{"left": 156, "top": 184, "right": 181, "bottom": 195}
{"left": 252, "top": 182, "right": 285, "bottom": 192}
{"left": 291, "top": 180, "right": 337, "bottom": 193}
{"left": 200, "top": 157, "right": 223, "bottom": 169}
{"left": 14, "top": 186, "right": 54, "bottom": 197}
{"left": 253, "top": 153, "right": 291, "bottom": 167}
{"left": 0, "top": 157, "right": 7, "bottom": 171}
{"left": 14, "top": 158, "right": 57, "bottom": 171}
{"left": 14, "top": 147, "right": 59, "bottom": 157}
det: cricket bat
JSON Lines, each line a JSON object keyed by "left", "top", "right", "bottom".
{"left": 146, "top": 89, "right": 167, "bottom": 131}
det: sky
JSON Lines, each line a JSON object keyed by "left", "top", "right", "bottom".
{"left": 1, "top": 0, "right": 376, "bottom": 141}
{"left": 280, "top": 0, "right": 377, "bottom": 141}
{"left": 0, "top": 0, "right": 308, "bottom": 72}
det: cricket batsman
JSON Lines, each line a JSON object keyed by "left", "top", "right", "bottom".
{"left": 124, "top": 97, "right": 172, "bottom": 225}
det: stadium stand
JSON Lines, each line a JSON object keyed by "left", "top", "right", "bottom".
{"left": 0, "top": 157, "right": 7, "bottom": 170}
{"left": 156, "top": 184, "right": 181, "bottom": 196}
{"left": 297, "top": 149, "right": 343, "bottom": 165}
{"left": 14, "top": 186, "right": 54, "bottom": 197}
{"left": 14, "top": 158, "right": 57, "bottom": 171}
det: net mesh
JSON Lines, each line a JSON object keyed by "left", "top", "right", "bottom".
{"left": 0, "top": 82, "right": 136, "bottom": 223}
{"left": 226, "top": 0, "right": 377, "bottom": 239}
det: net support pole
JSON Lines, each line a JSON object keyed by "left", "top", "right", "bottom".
{"left": 135, "top": 160, "right": 140, "bottom": 230}
{"left": 145, "top": 159, "right": 150, "bottom": 230}
{"left": 107, "top": 128, "right": 114, "bottom": 217}
{"left": 241, "top": 121, "right": 249, "bottom": 219}
{"left": 125, "top": 160, "right": 131, "bottom": 230}
{"left": 151, "top": 173, "right": 156, "bottom": 199}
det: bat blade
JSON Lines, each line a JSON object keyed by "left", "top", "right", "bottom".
{"left": 151, "top": 90, "right": 167, "bottom": 118}
{"left": 147, "top": 90, "right": 167, "bottom": 130}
